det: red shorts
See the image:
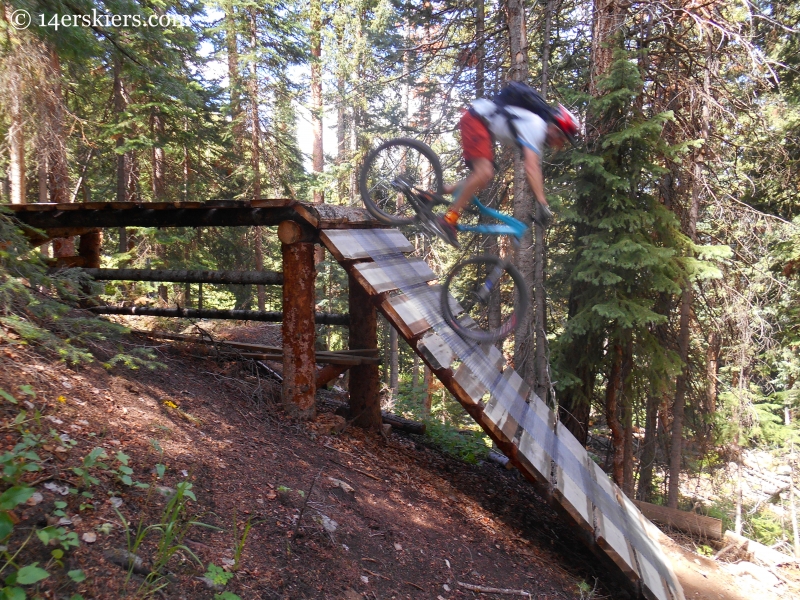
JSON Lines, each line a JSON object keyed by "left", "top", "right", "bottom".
{"left": 459, "top": 109, "right": 494, "bottom": 167}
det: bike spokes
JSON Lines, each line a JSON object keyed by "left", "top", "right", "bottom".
{"left": 359, "top": 139, "right": 443, "bottom": 226}
{"left": 441, "top": 256, "right": 529, "bottom": 343}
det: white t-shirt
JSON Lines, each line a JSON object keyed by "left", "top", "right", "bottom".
{"left": 471, "top": 98, "right": 548, "bottom": 155}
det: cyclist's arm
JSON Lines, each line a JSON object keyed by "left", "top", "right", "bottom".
{"left": 523, "top": 147, "right": 549, "bottom": 208}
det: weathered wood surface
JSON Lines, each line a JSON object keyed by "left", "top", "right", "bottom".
{"left": 7, "top": 200, "right": 380, "bottom": 231}
{"left": 320, "top": 229, "right": 414, "bottom": 261}
{"left": 320, "top": 227, "right": 685, "bottom": 600}
{"left": 354, "top": 258, "right": 436, "bottom": 294}
{"left": 90, "top": 306, "right": 348, "bottom": 325}
{"left": 59, "top": 268, "right": 284, "bottom": 286}
{"left": 634, "top": 500, "right": 723, "bottom": 541}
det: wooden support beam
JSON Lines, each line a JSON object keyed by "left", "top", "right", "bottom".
{"left": 316, "top": 364, "right": 350, "bottom": 387}
{"left": 77, "top": 232, "right": 103, "bottom": 269}
{"left": 89, "top": 306, "right": 348, "bottom": 325}
{"left": 281, "top": 234, "right": 317, "bottom": 420}
{"left": 348, "top": 271, "right": 381, "bottom": 431}
{"left": 62, "top": 268, "right": 284, "bottom": 286}
{"left": 7, "top": 200, "right": 379, "bottom": 231}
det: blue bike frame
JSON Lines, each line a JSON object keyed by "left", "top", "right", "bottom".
{"left": 454, "top": 197, "right": 528, "bottom": 243}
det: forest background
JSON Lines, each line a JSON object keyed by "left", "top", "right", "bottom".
{"left": 1, "top": 0, "right": 800, "bottom": 553}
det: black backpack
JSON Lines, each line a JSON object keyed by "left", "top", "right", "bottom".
{"left": 493, "top": 82, "right": 555, "bottom": 123}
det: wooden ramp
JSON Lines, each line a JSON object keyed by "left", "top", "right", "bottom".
{"left": 321, "top": 228, "right": 685, "bottom": 600}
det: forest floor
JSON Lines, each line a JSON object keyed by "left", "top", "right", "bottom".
{"left": 0, "top": 319, "right": 798, "bottom": 599}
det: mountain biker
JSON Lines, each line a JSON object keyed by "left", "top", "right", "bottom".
{"left": 436, "top": 82, "right": 579, "bottom": 247}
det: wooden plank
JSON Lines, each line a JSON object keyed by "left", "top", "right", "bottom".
{"left": 494, "top": 367, "right": 530, "bottom": 409}
{"left": 632, "top": 501, "right": 722, "bottom": 541}
{"left": 417, "top": 331, "right": 454, "bottom": 370}
{"left": 516, "top": 396, "right": 556, "bottom": 482}
{"left": 482, "top": 396, "right": 518, "bottom": 443}
{"left": 452, "top": 363, "right": 486, "bottom": 405}
{"left": 354, "top": 258, "right": 436, "bottom": 294}
{"left": 588, "top": 461, "right": 640, "bottom": 580}
{"left": 552, "top": 422, "right": 594, "bottom": 533}
{"left": 321, "top": 229, "right": 413, "bottom": 261}
{"left": 385, "top": 285, "right": 456, "bottom": 339}
{"left": 387, "top": 293, "right": 432, "bottom": 337}
{"left": 620, "top": 494, "right": 680, "bottom": 600}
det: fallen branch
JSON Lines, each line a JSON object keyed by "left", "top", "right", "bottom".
{"left": 456, "top": 581, "right": 532, "bottom": 598}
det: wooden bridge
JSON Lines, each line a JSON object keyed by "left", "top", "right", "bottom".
{"left": 8, "top": 199, "right": 684, "bottom": 600}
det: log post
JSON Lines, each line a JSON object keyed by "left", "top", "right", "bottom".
{"left": 348, "top": 271, "right": 381, "bottom": 430}
{"left": 280, "top": 222, "right": 317, "bottom": 420}
{"left": 77, "top": 231, "right": 103, "bottom": 269}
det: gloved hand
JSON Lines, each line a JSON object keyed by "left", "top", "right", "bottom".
{"left": 534, "top": 202, "right": 553, "bottom": 227}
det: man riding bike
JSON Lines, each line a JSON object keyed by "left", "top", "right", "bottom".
{"left": 436, "top": 82, "right": 579, "bottom": 247}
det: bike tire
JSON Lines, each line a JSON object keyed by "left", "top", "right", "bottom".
{"left": 359, "top": 138, "right": 444, "bottom": 226}
{"left": 441, "top": 256, "right": 530, "bottom": 344}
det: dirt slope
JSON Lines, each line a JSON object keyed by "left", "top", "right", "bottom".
{"left": 2, "top": 325, "right": 795, "bottom": 599}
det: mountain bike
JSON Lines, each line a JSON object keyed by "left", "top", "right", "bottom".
{"left": 359, "top": 138, "right": 530, "bottom": 343}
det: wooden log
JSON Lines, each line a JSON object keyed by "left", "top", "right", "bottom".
{"left": 316, "top": 363, "right": 350, "bottom": 387}
{"left": 348, "top": 271, "right": 381, "bottom": 431}
{"left": 282, "top": 239, "right": 317, "bottom": 420}
{"left": 77, "top": 231, "right": 103, "bottom": 269}
{"left": 7, "top": 200, "right": 380, "bottom": 231}
{"left": 62, "top": 267, "right": 284, "bottom": 285}
{"left": 89, "top": 306, "right": 348, "bottom": 325}
{"left": 8, "top": 202, "right": 303, "bottom": 230}
{"left": 380, "top": 411, "right": 425, "bottom": 435}
{"left": 277, "top": 220, "right": 317, "bottom": 244}
{"left": 722, "top": 530, "right": 798, "bottom": 565}
{"left": 633, "top": 500, "right": 723, "bottom": 541}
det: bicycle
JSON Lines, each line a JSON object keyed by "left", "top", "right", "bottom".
{"left": 359, "top": 137, "right": 530, "bottom": 343}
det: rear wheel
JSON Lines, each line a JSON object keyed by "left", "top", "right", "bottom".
{"left": 359, "top": 138, "right": 444, "bottom": 226}
{"left": 441, "top": 256, "right": 529, "bottom": 343}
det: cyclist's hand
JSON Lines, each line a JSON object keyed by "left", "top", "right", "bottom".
{"left": 534, "top": 203, "right": 553, "bottom": 227}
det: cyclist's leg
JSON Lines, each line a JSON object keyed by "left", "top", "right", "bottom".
{"left": 444, "top": 110, "right": 495, "bottom": 223}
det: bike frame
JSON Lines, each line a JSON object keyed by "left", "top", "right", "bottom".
{"left": 454, "top": 197, "right": 528, "bottom": 243}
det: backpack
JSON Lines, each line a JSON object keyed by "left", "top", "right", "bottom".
{"left": 493, "top": 82, "right": 555, "bottom": 123}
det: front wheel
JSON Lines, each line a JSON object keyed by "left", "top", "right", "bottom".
{"left": 441, "top": 256, "right": 529, "bottom": 344}
{"left": 359, "top": 138, "right": 444, "bottom": 226}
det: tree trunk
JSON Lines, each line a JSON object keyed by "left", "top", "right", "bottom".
{"left": 637, "top": 392, "right": 659, "bottom": 502}
{"left": 667, "top": 85, "right": 705, "bottom": 509}
{"left": 389, "top": 327, "right": 399, "bottom": 398}
{"left": 506, "top": 0, "right": 535, "bottom": 385}
{"left": 605, "top": 343, "right": 625, "bottom": 487}
{"left": 423, "top": 366, "right": 433, "bottom": 414}
{"left": 37, "top": 153, "right": 47, "bottom": 203}
{"left": 589, "top": 0, "right": 627, "bottom": 97}
{"left": 475, "top": 0, "right": 485, "bottom": 99}
{"left": 533, "top": 0, "right": 555, "bottom": 402}
{"left": 7, "top": 39, "right": 25, "bottom": 204}
{"left": 310, "top": 0, "right": 325, "bottom": 263}
{"left": 152, "top": 110, "right": 166, "bottom": 201}
{"left": 621, "top": 337, "right": 634, "bottom": 496}
{"left": 114, "top": 55, "right": 128, "bottom": 253}
{"left": 248, "top": 10, "right": 266, "bottom": 311}
{"left": 224, "top": 0, "right": 243, "bottom": 145}
{"left": 47, "top": 49, "right": 73, "bottom": 257}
